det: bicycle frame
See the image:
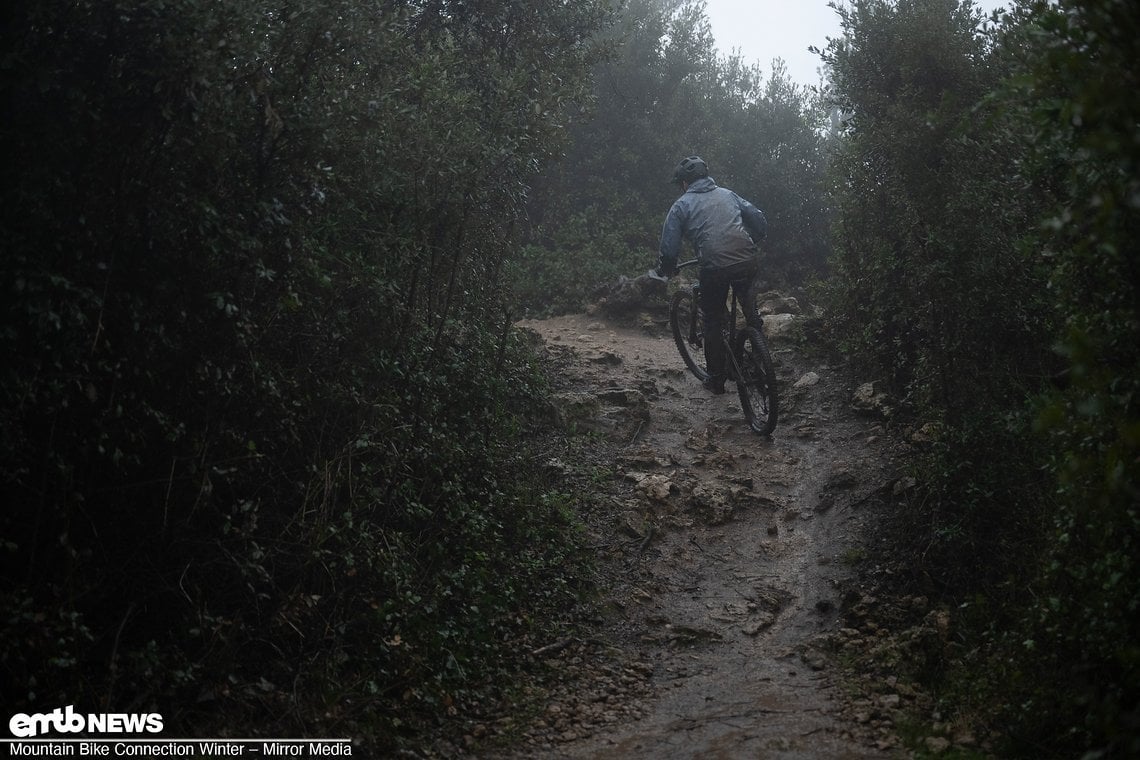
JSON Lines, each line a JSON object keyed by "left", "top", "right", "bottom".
{"left": 671, "top": 258, "right": 778, "bottom": 435}
{"left": 678, "top": 260, "right": 745, "bottom": 372}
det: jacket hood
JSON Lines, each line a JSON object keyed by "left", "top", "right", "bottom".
{"left": 687, "top": 176, "right": 718, "bottom": 193}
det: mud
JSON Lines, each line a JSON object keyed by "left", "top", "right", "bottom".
{"left": 483, "top": 311, "right": 906, "bottom": 759}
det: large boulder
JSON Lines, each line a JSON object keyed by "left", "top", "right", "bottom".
{"left": 758, "top": 294, "right": 802, "bottom": 316}
{"left": 595, "top": 273, "right": 667, "bottom": 315}
{"left": 762, "top": 313, "right": 800, "bottom": 340}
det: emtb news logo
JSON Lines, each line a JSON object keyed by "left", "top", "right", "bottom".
{"left": 9, "top": 706, "right": 164, "bottom": 737}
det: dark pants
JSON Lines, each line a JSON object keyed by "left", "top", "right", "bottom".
{"left": 699, "top": 260, "right": 759, "bottom": 383}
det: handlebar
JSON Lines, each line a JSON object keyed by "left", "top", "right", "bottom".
{"left": 647, "top": 259, "right": 700, "bottom": 281}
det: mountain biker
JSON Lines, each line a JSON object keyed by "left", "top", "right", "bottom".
{"left": 655, "top": 156, "right": 767, "bottom": 394}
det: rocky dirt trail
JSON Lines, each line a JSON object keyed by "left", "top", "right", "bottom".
{"left": 480, "top": 295, "right": 912, "bottom": 759}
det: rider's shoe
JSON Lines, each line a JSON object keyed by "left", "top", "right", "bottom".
{"left": 703, "top": 376, "right": 726, "bottom": 395}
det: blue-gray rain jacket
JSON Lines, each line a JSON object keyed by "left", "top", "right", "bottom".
{"left": 658, "top": 176, "right": 767, "bottom": 274}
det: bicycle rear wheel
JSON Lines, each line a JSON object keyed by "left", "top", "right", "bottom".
{"left": 734, "top": 326, "right": 778, "bottom": 435}
{"left": 670, "top": 288, "right": 709, "bottom": 382}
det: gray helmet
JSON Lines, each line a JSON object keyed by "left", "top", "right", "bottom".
{"left": 672, "top": 156, "right": 708, "bottom": 184}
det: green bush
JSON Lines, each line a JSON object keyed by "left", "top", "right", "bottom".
{"left": 1008, "top": 1, "right": 1140, "bottom": 753}
{"left": 0, "top": 0, "right": 609, "bottom": 748}
{"left": 819, "top": 1, "right": 1138, "bottom": 754}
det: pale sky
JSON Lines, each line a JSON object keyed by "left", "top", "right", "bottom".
{"left": 703, "top": 0, "right": 1013, "bottom": 88}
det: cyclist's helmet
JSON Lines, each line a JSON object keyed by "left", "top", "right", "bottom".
{"left": 672, "top": 156, "right": 709, "bottom": 184}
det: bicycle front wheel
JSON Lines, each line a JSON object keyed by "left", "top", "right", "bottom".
{"left": 670, "top": 288, "right": 709, "bottom": 382}
{"left": 735, "top": 326, "right": 778, "bottom": 435}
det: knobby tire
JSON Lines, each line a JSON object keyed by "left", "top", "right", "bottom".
{"left": 735, "top": 326, "right": 778, "bottom": 436}
{"left": 670, "top": 288, "right": 709, "bottom": 382}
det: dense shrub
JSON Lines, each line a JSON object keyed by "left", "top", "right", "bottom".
{"left": 820, "top": 0, "right": 1138, "bottom": 754}
{"left": 1004, "top": 0, "right": 1140, "bottom": 753}
{"left": 818, "top": 0, "right": 1057, "bottom": 609}
{"left": 1, "top": 0, "right": 608, "bottom": 748}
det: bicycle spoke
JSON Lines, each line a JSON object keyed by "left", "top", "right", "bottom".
{"left": 670, "top": 288, "right": 709, "bottom": 382}
{"left": 735, "top": 327, "right": 778, "bottom": 435}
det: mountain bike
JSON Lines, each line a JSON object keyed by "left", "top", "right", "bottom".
{"left": 665, "top": 259, "right": 778, "bottom": 436}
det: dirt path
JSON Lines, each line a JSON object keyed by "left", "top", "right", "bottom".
{"left": 495, "top": 310, "right": 904, "bottom": 759}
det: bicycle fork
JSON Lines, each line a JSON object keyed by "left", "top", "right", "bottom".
{"left": 689, "top": 284, "right": 703, "bottom": 348}
{"left": 725, "top": 336, "right": 746, "bottom": 384}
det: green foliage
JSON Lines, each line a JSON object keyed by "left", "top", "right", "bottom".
{"left": 821, "top": 1, "right": 1139, "bottom": 754}
{"left": 821, "top": 0, "right": 1056, "bottom": 412}
{"left": 1004, "top": 1, "right": 1140, "bottom": 753}
{"left": 0, "top": 0, "right": 608, "bottom": 748}
{"left": 819, "top": 0, "right": 1059, "bottom": 655}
